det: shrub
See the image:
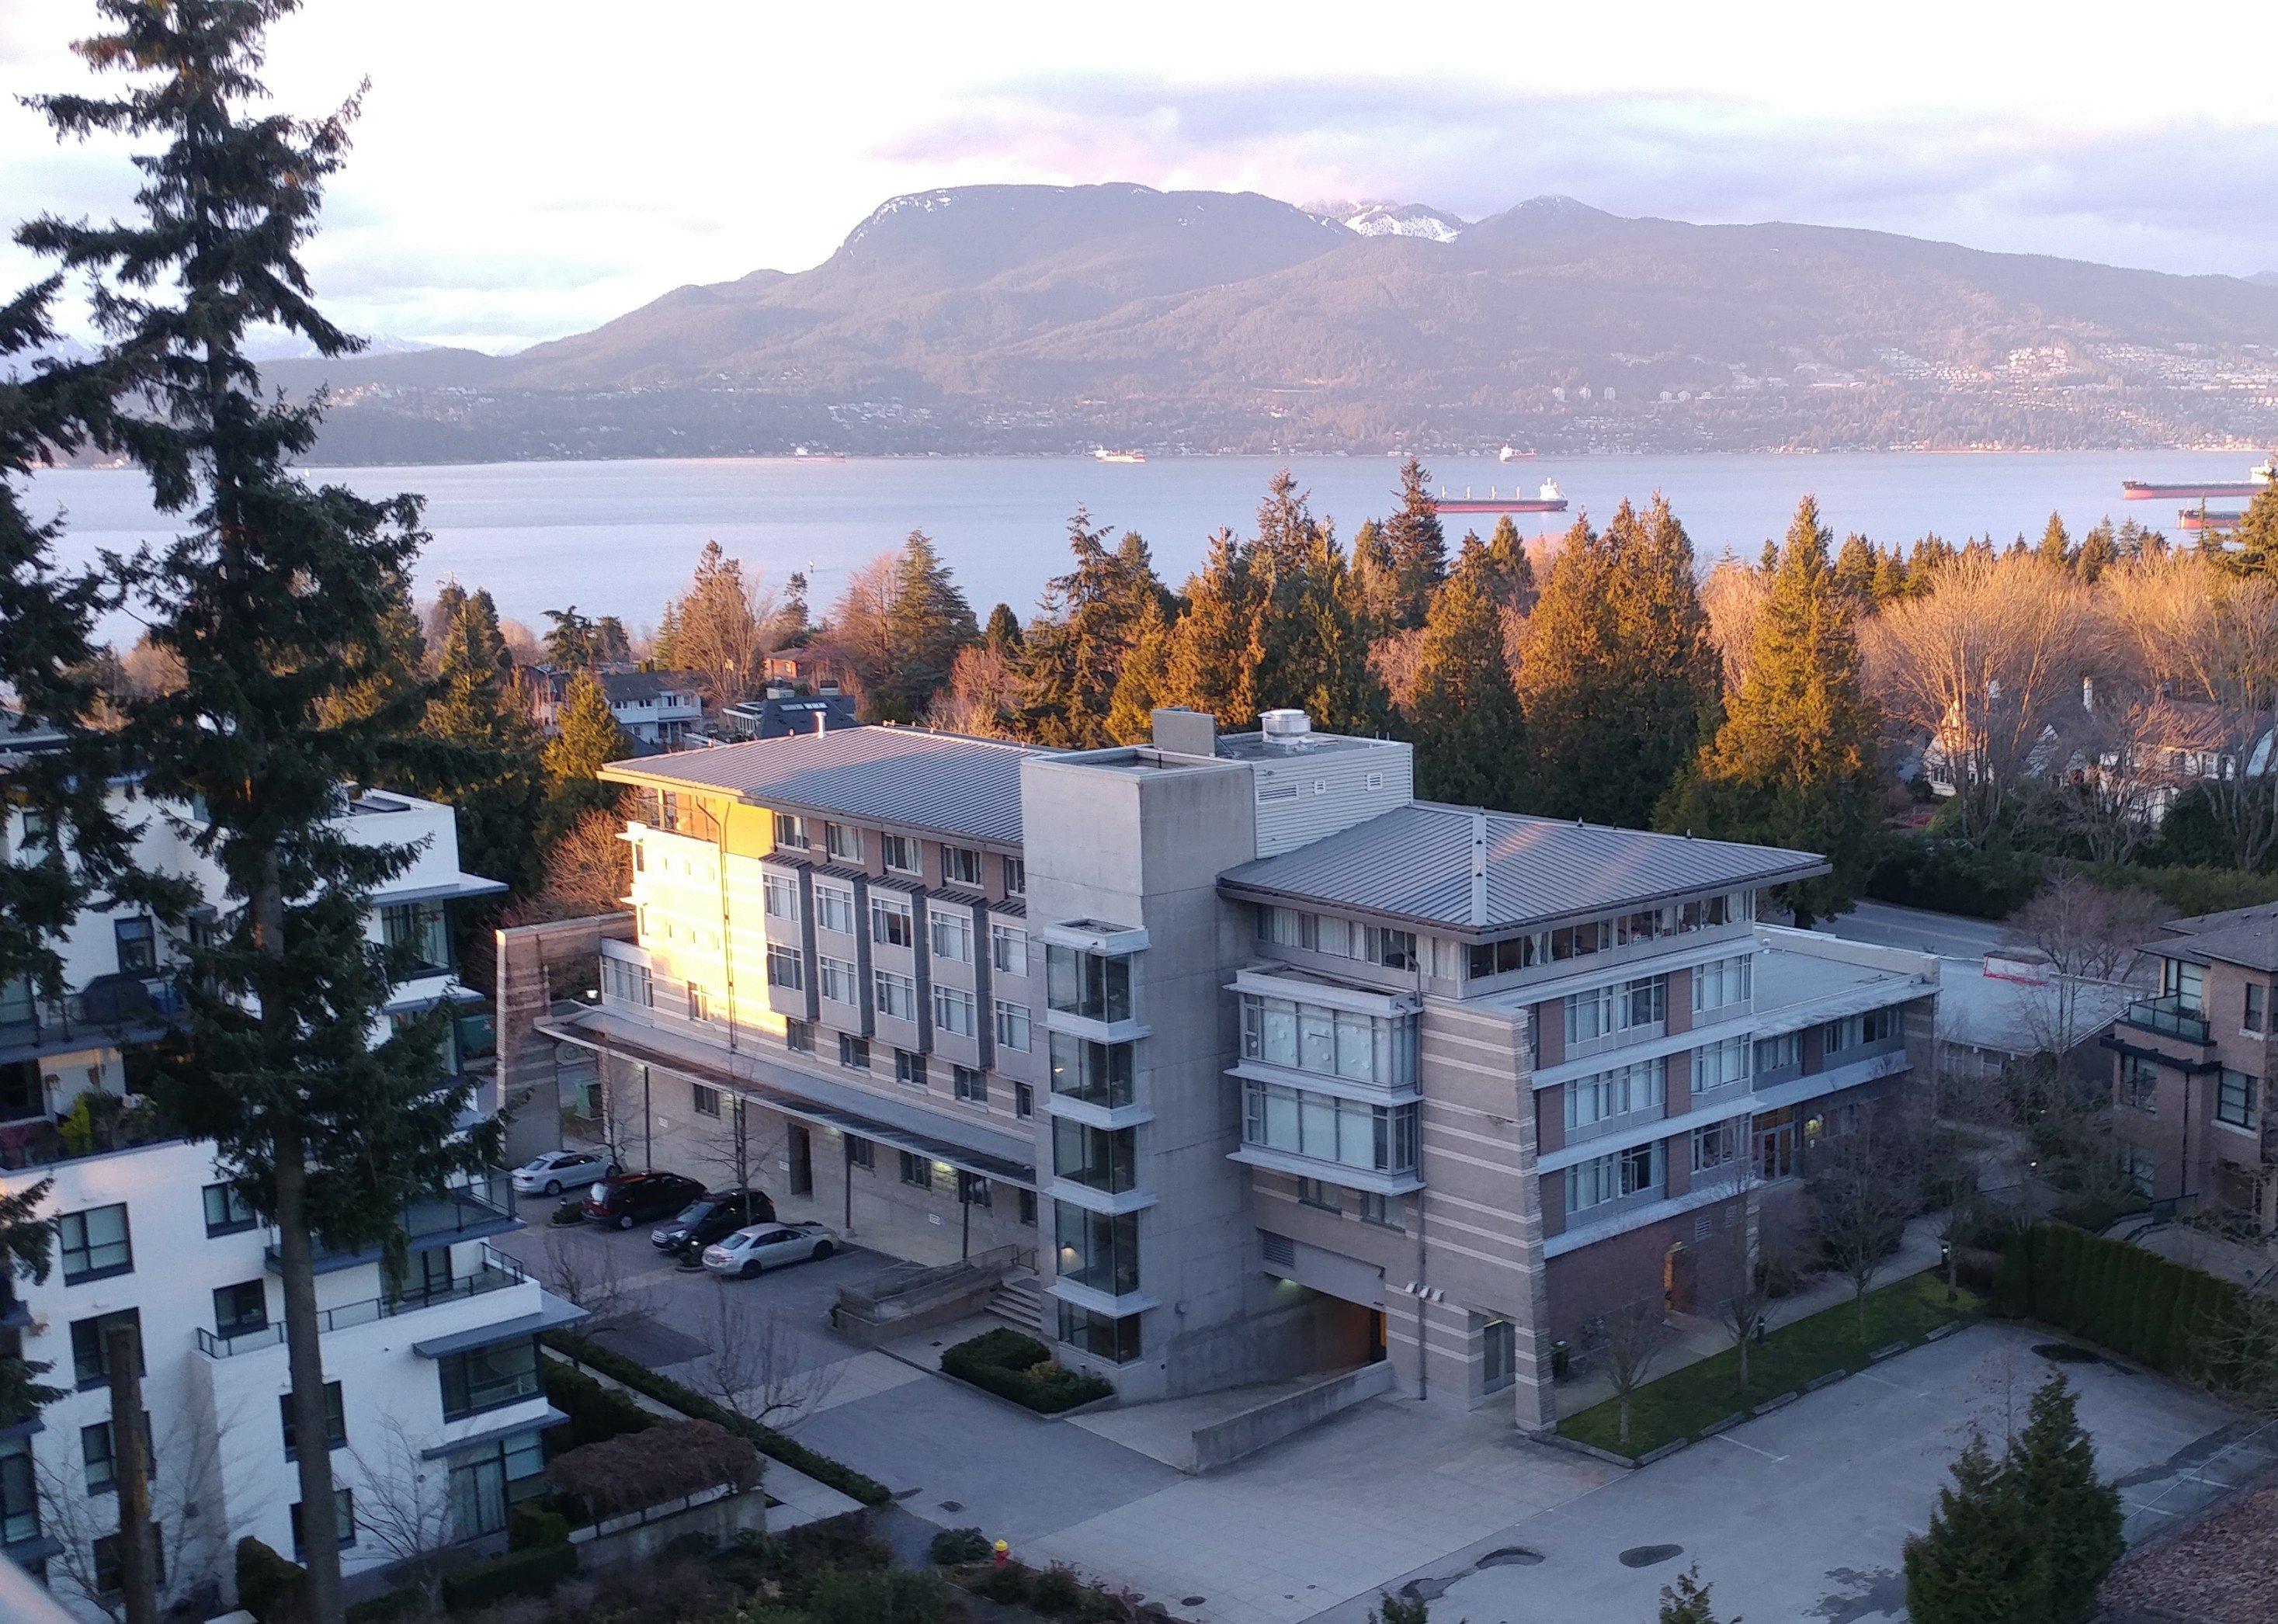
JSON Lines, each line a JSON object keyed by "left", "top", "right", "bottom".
{"left": 1998, "top": 1220, "right": 2242, "bottom": 1376}
{"left": 342, "top": 1591, "right": 422, "bottom": 1624}
{"left": 929, "top": 1525, "right": 991, "bottom": 1565}
{"left": 508, "top": 1503, "right": 572, "bottom": 1551}
{"left": 543, "top": 1357, "right": 655, "bottom": 1449}
{"left": 970, "top": 1560, "right": 1034, "bottom": 1604}
{"left": 234, "top": 1536, "right": 307, "bottom": 1623}
{"left": 439, "top": 1541, "right": 579, "bottom": 1612}
{"left": 807, "top": 1567, "right": 952, "bottom": 1624}
{"left": 1030, "top": 1563, "right": 1086, "bottom": 1615}
{"left": 1867, "top": 836, "right": 2044, "bottom": 919}
{"left": 542, "top": 1331, "right": 891, "bottom": 1505}
{"left": 940, "top": 1330, "right": 1113, "bottom": 1414}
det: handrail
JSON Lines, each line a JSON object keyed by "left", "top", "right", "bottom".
{"left": 2121, "top": 993, "right": 2211, "bottom": 1044}
{"left": 196, "top": 1244, "right": 530, "bottom": 1358}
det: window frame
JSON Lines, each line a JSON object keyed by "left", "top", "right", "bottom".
{"left": 203, "top": 1180, "right": 257, "bottom": 1237}
{"left": 58, "top": 1202, "right": 134, "bottom": 1285}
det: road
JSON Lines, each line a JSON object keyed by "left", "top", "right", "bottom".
{"left": 1817, "top": 898, "right": 2008, "bottom": 960}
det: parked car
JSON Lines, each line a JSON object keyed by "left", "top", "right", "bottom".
{"left": 582, "top": 1170, "right": 704, "bottom": 1230}
{"left": 512, "top": 1149, "right": 620, "bottom": 1198}
{"left": 650, "top": 1189, "right": 779, "bottom": 1256}
{"left": 701, "top": 1221, "right": 838, "bottom": 1279}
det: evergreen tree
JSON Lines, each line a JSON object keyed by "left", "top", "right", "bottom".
{"left": 1377, "top": 456, "right": 1448, "bottom": 630}
{"left": 542, "top": 671, "right": 630, "bottom": 840}
{"left": 984, "top": 602, "right": 1023, "bottom": 652}
{"left": 1104, "top": 595, "right": 1173, "bottom": 744}
{"left": 2075, "top": 519, "right": 2118, "bottom": 583}
{"left": 1656, "top": 496, "right": 1880, "bottom": 925}
{"left": 1871, "top": 547, "right": 1910, "bottom": 605}
{"left": 543, "top": 604, "right": 599, "bottom": 668}
{"left": 1658, "top": 1564, "right": 1730, "bottom": 1624}
{"left": 1408, "top": 539, "right": 1525, "bottom": 807}
{"left": 2233, "top": 486, "right": 2278, "bottom": 582}
{"left": 1835, "top": 532, "right": 1878, "bottom": 603}
{"left": 422, "top": 593, "right": 544, "bottom": 892}
{"left": 1014, "top": 508, "right": 1169, "bottom": 747}
{"left": 2011, "top": 1372, "right": 2123, "bottom": 1622}
{"left": 1481, "top": 513, "right": 1537, "bottom": 614}
{"left": 2037, "top": 512, "right": 2072, "bottom": 572}
{"left": 1515, "top": 514, "right": 1616, "bottom": 817}
{"left": 28, "top": 9, "right": 498, "bottom": 1615}
{"left": 1903, "top": 1432, "right": 2039, "bottom": 1624}
{"left": 876, "top": 529, "right": 978, "bottom": 720}
{"left": 592, "top": 614, "right": 632, "bottom": 665}
{"left": 420, "top": 578, "right": 467, "bottom": 662}
{"left": 1162, "top": 527, "right": 1259, "bottom": 726}
{"left": 777, "top": 570, "right": 812, "bottom": 647}
{"left": 1247, "top": 474, "right": 1386, "bottom": 733}
{"left": 1350, "top": 518, "right": 1397, "bottom": 628}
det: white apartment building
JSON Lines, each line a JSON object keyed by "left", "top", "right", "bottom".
{"left": 1, "top": 770, "right": 577, "bottom": 1619}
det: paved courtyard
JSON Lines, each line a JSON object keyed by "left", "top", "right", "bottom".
{"left": 502, "top": 1209, "right": 2252, "bottom": 1624}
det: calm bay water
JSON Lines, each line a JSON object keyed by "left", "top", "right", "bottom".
{"left": 24, "top": 449, "right": 2262, "bottom": 640}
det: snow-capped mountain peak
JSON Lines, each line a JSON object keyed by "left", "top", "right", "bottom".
{"left": 1304, "top": 200, "right": 1466, "bottom": 242}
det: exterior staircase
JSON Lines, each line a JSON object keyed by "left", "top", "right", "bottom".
{"left": 986, "top": 1272, "right": 1048, "bottom": 1336}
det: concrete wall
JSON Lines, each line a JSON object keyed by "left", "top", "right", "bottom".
{"left": 1189, "top": 1359, "right": 1393, "bottom": 1473}
{"left": 495, "top": 913, "right": 635, "bottom": 1168}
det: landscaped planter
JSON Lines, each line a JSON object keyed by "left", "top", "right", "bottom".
{"left": 939, "top": 1327, "right": 1114, "bottom": 1414}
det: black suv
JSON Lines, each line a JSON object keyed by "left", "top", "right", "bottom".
{"left": 650, "top": 1189, "right": 779, "bottom": 1256}
{"left": 582, "top": 1170, "right": 705, "bottom": 1230}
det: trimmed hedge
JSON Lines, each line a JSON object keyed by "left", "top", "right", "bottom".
{"left": 1867, "top": 836, "right": 2045, "bottom": 920}
{"left": 439, "top": 1539, "right": 579, "bottom": 1612}
{"left": 1991, "top": 1221, "right": 2242, "bottom": 1377}
{"left": 543, "top": 1331, "right": 891, "bottom": 1506}
{"left": 939, "top": 1327, "right": 1113, "bottom": 1414}
{"left": 234, "top": 1537, "right": 307, "bottom": 1623}
{"left": 543, "top": 1356, "right": 655, "bottom": 1449}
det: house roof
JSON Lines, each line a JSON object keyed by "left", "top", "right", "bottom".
{"left": 2154, "top": 903, "right": 2278, "bottom": 973}
{"left": 1218, "top": 801, "right": 1827, "bottom": 936}
{"left": 600, "top": 725, "right": 1047, "bottom": 845}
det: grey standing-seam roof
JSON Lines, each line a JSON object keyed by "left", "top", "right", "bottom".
{"left": 1219, "top": 801, "right": 1827, "bottom": 935}
{"left": 600, "top": 725, "right": 1047, "bottom": 845}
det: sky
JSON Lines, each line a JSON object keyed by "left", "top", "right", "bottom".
{"left": 2, "top": 0, "right": 2273, "bottom": 354}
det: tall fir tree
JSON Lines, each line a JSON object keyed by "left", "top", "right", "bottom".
{"left": 1835, "top": 532, "right": 1879, "bottom": 603}
{"left": 874, "top": 529, "right": 978, "bottom": 720}
{"left": 422, "top": 592, "right": 544, "bottom": 893}
{"left": 1162, "top": 526, "right": 1261, "bottom": 727}
{"left": 419, "top": 577, "right": 468, "bottom": 665}
{"left": 2232, "top": 485, "right": 2278, "bottom": 581}
{"left": 983, "top": 602, "right": 1023, "bottom": 653}
{"left": 1350, "top": 517, "right": 1397, "bottom": 629}
{"left": 542, "top": 603, "right": 599, "bottom": 668}
{"left": 2011, "top": 1373, "right": 2123, "bottom": 1622}
{"left": 2075, "top": 518, "right": 2119, "bottom": 582}
{"left": 2037, "top": 512, "right": 2073, "bottom": 572}
{"left": 1481, "top": 513, "right": 1538, "bottom": 614}
{"left": 1408, "top": 538, "right": 1526, "bottom": 807}
{"left": 542, "top": 670, "right": 630, "bottom": 840}
{"left": 1104, "top": 594, "right": 1174, "bottom": 744}
{"left": 28, "top": 7, "right": 497, "bottom": 1613}
{"left": 1515, "top": 514, "right": 1616, "bottom": 817}
{"left": 1903, "top": 1432, "right": 2040, "bottom": 1624}
{"left": 1656, "top": 495, "right": 1880, "bottom": 925}
{"left": 1378, "top": 456, "right": 1448, "bottom": 630}
{"left": 1246, "top": 474, "right": 1386, "bottom": 733}
{"left": 1657, "top": 1565, "right": 1729, "bottom": 1624}
{"left": 1014, "top": 508, "right": 1170, "bottom": 747}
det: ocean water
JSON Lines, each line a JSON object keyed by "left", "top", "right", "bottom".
{"left": 23, "top": 449, "right": 2265, "bottom": 640}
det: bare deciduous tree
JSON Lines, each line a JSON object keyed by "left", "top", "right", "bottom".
{"left": 2001, "top": 876, "right": 2171, "bottom": 1052}
{"left": 1594, "top": 1297, "right": 1679, "bottom": 1446}
{"left": 346, "top": 1415, "right": 458, "bottom": 1615}
{"left": 36, "top": 1400, "right": 238, "bottom": 1623}
{"left": 1805, "top": 1115, "right": 1923, "bottom": 1341}
{"left": 688, "top": 1285, "right": 842, "bottom": 1531}
{"left": 1705, "top": 1171, "right": 1804, "bottom": 1393}
{"left": 656, "top": 540, "right": 783, "bottom": 708}
{"left": 501, "top": 805, "right": 632, "bottom": 927}
{"left": 540, "top": 1226, "right": 653, "bottom": 1331}
{"left": 925, "top": 642, "right": 1020, "bottom": 737}
{"left": 2196, "top": 1285, "right": 2278, "bottom": 1416}
{"left": 688, "top": 1092, "right": 786, "bottom": 1208}
{"left": 1699, "top": 552, "right": 1771, "bottom": 693}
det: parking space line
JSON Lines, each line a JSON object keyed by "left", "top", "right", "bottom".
{"left": 1714, "top": 1433, "right": 1788, "bottom": 1462}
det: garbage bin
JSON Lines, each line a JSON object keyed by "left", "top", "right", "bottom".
{"left": 1550, "top": 1338, "right": 1570, "bottom": 1379}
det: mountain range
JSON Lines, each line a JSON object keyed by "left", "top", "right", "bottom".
{"left": 269, "top": 183, "right": 2278, "bottom": 462}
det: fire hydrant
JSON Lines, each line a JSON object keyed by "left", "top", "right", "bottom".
{"left": 993, "top": 1539, "right": 1011, "bottom": 1569}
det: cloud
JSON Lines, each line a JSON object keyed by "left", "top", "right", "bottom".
{"left": 877, "top": 76, "right": 2278, "bottom": 276}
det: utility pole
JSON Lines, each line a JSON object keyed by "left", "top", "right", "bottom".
{"left": 105, "top": 1323, "right": 158, "bottom": 1624}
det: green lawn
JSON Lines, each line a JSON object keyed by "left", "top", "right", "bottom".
{"left": 1559, "top": 1272, "right": 1982, "bottom": 1460}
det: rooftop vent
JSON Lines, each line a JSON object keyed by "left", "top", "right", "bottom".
{"left": 1258, "top": 708, "right": 1313, "bottom": 747}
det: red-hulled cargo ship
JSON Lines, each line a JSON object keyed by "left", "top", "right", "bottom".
{"left": 2121, "top": 456, "right": 2276, "bottom": 501}
{"left": 1434, "top": 479, "right": 1569, "bottom": 515}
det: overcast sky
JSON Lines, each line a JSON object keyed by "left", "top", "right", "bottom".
{"left": 2, "top": 0, "right": 2271, "bottom": 353}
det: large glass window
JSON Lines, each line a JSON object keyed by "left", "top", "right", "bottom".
{"left": 212, "top": 1279, "right": 269, "bottom": 1340}
{"left": 1692, "top": 1036, "right": 1752, "bottom": 1096}
{"left": 1753, "top": 1032, "right": 1800, "bottom": 1074}
{"left": 1057, "top": 1302, "right": 1142, "bottom": 1363}
{"left": 1054, "top": 1204, "right": 1140, "bottom": 1297}
{"left": 942, "top": 845, "right": 984, "bottom": 888}
{"left": 1482, "top": 1319, "right": 1516, "bottom": 1394}
{"left": 1691, "top": 955, "right": 1752, "bottom": 1015}
{"left": 765, "top": 944, "right": 804, "bottom": 991}
{"left": 280, "top": 1383, "right": 347, "bottom": 1461}
{"left": 446, "top": 1430, "right": 546, "bottom": 1542}
{"left": 81, "top": 1411, "right": 152, "bottom": 1496}
{"left": 70, "top": 1309, "right": 143, "bottom": 1391}
{"left": 2162, "top": 957, "right": 2206, "bottom": 1013}
{"left": 991, "top": 923, "right": 1030, "bottom": 977}
{"left": 993, "top": 1000, "right": 1031, "bottom": 1053}
{"left": 1053, "top": 1121, "right": 1137, "bottom": 1194}
{"left": 814, "top": 884, "right": 856, "bottom": 936}
{"left": 873, "top": 970, "right": 917, "bottom": 1022}
{"left": 2120, "top": 1053, "right": 2159, "bottom": 1112}
{"left": 1240, "top": 994, "right": 1415, "bottom": 1088}
{"left": 881, "top": 834, "right": 918, "bottom": 875}
{"left": 1564, "top": 1058, "right": 1665, "bottom": 1133}
{"left": 600, "top": 954, "right": 652, "bottom": 1009}
{"left": 1049, "top": 1034, "right": 1134, "bottom": 1107}
{"left": 825, "top": 822, "right": 863, "bottom": 863}
{"left": 870, "top": 894, "right": 915, "bottom": 949}
{"left": 817, "top": 956, "right": 858, "bottom": 1005}
{"left": 762, "top": 873, "right": 800, "bottom": 921}
{"left": 1047, "top": 945, "right": 1134, "bottom": 1024}
{"left": 380, "top": 901, "right": 451, "bottom": 977}
{"left": 930, "top": 908, "right": 973, "bottom": 963}
{"left": 932, "top": 984, "right": 978, "bottom": 1038}
{"left": 1241, "top": 1080, "right": 1418, "bottom": 1174}
{"left": 772, "top": 812, "right": 809, "bottom": 849}
{"left": 1259, "top": 907, "right": 1418, "bottom": 970}
{"left": 1691, "top": 1120, "right": 1742, "bottom": 1174}
{"left": 113, "top": 915, "right": 158, "bottom": 977}
{"left": 203, "top": 1180, "right": 257, "bottom": 1237}
{"left": 59, "top": 1203, "right": 133, "bottom": 1284}
{"left": 1566, "top": 1142, "right": 1662, "bottom": 1214}
{"left": 0, "top": 1437, "right": 33, "bottom": 1546}
{"left": 2217, "top": 1069, "right": 2260, "bottom": 1130}
{"left": 439, "top": 1337, "right": 541, "bottom": 1421}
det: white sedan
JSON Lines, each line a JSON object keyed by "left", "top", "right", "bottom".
{"left": 701, "top": 1221, "right": 838, "bottom": 1279}
{"left": 511, "top": 1149, "right": 620, "bottom": 1197}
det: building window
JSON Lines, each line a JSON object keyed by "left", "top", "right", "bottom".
{"left": 1297, "top": 1177, "right": 1340, "bottom": 1213}
{"left": 601, "top": 955, "right": 652, "bottom": 1009}
{"left": 2248, "top": 984, "right": 2268, "bottom": 1035}
{"left": 943, "top": 845, "right": 983, "bottom": 888}
{"left": 1053, "top": 1120, "right": 1138, "bottom": 1194}
{"left": 1693, "top": 954, "right": 1752, "bottom": 1015}
{"left": 1690, "top": 1120, "right": 1742, "bottom": 1175}
{"left": 991, "top": 923, "right": 1030, "bottom": 977}
{"left": 773, "top": 812, "right": 810, "bottom": 849}
{"left": 1567, "top": 1142, "right": 1662, "bottom": 1215}
{"left": 1563, "top": 978, "right": 1664, "bottom": 1046}
{"left": 280, "top": 1383, "right": 347, "bottom": 1460}
{"left": 212, "top": 1279, "right": 269, "bottom": 1341}
{"left": 1014, "top": 1081, "right": 1034, "bottom": 1119}
{"left": 446, "top": 1430, "right": 547, "bottom": 1542}
{"left": 932, "top": 984, "right": 978, "bottom": 1038}
{"left": 2217, "top": 1069, "right": 2260, "bottom": 1131}
{"left": 2120, "top": 1054, "right": 2159, "bottom": 1112}
{"left": 838, "top": 1033, "right": 871, "bottom": 1071}
{"left": 1692, "top": 1036, "right": 1752, "bottom": 1096}
{"left": 930, "top": 908, "right": 974, "bottom": 963}
{"left": 1753, "top": 1032, "right": 1800, "bottom": 1074}
{"left": 766, "top": 944, "right": 804, "bottom": 991}
{"left": 1019, "top": 1189, "right": 1038, "bottom": 1226}
{"left": 292, "top": 1487, "right": 356, "bottom": 1559}
{"left": 1241, "top": 993, "right": 1415, "bottom": 1087}
{"left": 881, "top": 834, "right": 919, "bottom": 875}
{"left": 899, "top": 1151, "right": 930, "bottom": 1188}
{"left": 1360, "top": 1191, "right": 1403, "bottom": 1229}
{"left": 1056, "top": 1302, "right": 1142, "bottom": 1364}
{"left": 0, "top": 1437, "right": 33, "bottom": 1547}
{"left": 1259, "top": 908, "right": 1418, "bottom": 970}
{"left": 953, "top": 1065, "right": 988, "bottom": 1105}
{"left": 439, "top": 1337, "right": 542, "bottom": 1421}
{"left": 762, "top": 873, "right": 800, "bottom": 921}
{"left": 380, "top": 900, "right": 451, "bottom": 977}
{"left": 1859, "top": 1007, "right": 1899, "bottom": 1044}
{"left": 1564, "top": 1057, "right": 1665, "bottom": 1133}
{"left": 874, "top": 970, "right": 917, "bottom": 1021}
{"left": 81, "top": 1412, "right": 153, "bottom": 1496}
{"left": 1047, "top": 944, "right": 1135, "bottom": 1024}
{"left": 895, "top": 1050, "right": 926, "bottom": 1089}
{"left": 847, "top": 1136, "right": 875, "bottom": 1170}
{"left": 203, "top": 1181, "right": 257, "bottom": 1237}
{"left": 1055, "top": 1203, "right": 1139, "bottom": 1296}
{"left": 1003, "top": 855, "right": 1026, "bottom": 895}
{"left": 94, "top": 1530, "right": 168, "bottom": 1597}
{"left": 959, "top": 1171, "right": 991, "bottom": 1208}
{"left": 814, "top": 884, "right": 856, "bottom": 936}
{"left": 70, "top": 1309, "right": 144, "bottom": 1391}
{"left": 1050, "top": 1033, "right": 1135, "bottom": 1107}
{"left": 1823, "top": 1015, "right": 1854, "bottom": 1056}
{"left": 1241, "top": 1081, "right": 1417, "bottom": 1175}
{"left": 692, "top": 1082, "right": 722, "bottom": 1118}
{"left": 59, "top": 1203, "right": 134, "bottom": 1284}
{"left": 785, "top": 1019, "right": 814, "bottom": 1054}
{"left": 2123, "top": 1145, "right": 2158, "bottom": 1199}
{"left": 870, "top": 894, "right": 915, "bottom": 949}
{"left": 993, "top": 999, "right": 1032, "bottom": 1053}
{"left": 825, "top": 822, "right": 863, "bottom": 863}
{"left": 113, "top": 915, "right": 158, "bottom": 977}
{"left": 2162, "top": 958, "right": 2206, "bottom": 1015}
{"left": 817, "top": 955, "right": 857, "bottom": 1005}
{"left": 1481, "top": 1318, "right": 1517, "bottom": 1394}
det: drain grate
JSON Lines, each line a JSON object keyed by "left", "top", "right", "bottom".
{"left": 1619, "top": 1544, "right": 1684, "bottom": 1569}
{"left": 2033, "top": 1343, "right": 2100, "bottom": 1364}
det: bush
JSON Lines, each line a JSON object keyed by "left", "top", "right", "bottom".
{"left": 2073, "top": 859, "right": 2278, "bottom": 916}
{"left": 2001, "top": 1220, "right": 2242, "bottom": 1375}
{"left": 542, "top": 1331, "right": 891, "bottom": 1505}
{"left": 806, "top": 1567, "right": 952, "bottom": 1624}
{"left": 1867, "top": 835, "right": 2044, "bottom": 919}
{"left": 439, "top": 1540, "right": 579, "bottom": 1612}
{"left": 970, "top": 1560, "right": 1033, "bottom": 1603}
{"left": 234, "top": 1536, "right": 307, "bottom": 1623}
{"left": 940, "top": 1331, "right": 1113, "bottom": 1414}
{"left": 509, "top": 1502, "right": 572, "bottom": 1550}
{"left": 342, "top": 1591, "right": 422, "bottom": 1624}
{"left": 1030, "top": 1563, "right": 1086, "bottom": 1615}
{"left": 929, "top": 1525, "right": 991, "bottom": 1565}
{"left": 543, "top": 1357, "right": 655, "bottom": 1449}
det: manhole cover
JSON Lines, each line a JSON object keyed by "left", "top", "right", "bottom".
{"left": 1619, "top": 1544, "right": 1684, "bottom": 1569}
{"left": 1181, "top": 1598, "right": 1207, "bottom": 1608}
{"left": 938, "top": 1500, "right": 963, "bottom": 1512}
{"left": 2033, "top": 1343, "right": 2099, "bottom": 1364}
{"left": 1478, "top": 1547, "right": 1545, "bottom": 1568}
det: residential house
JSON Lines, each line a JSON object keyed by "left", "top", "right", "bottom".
{"left": 530, "top": 668, "right": 706, "bottom": 754}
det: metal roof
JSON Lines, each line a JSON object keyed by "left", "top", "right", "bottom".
{"left": 1218, "top": 801, "right": 1828, "bottom": 935}
{"left": 601, "top": 725, "right": 1047, "bottom": 845}
{"left": 2155, "top": 904, "right": 2278, "bottom": 972}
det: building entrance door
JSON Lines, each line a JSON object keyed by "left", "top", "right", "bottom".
{"left": 787, "top": 1124, "right": 813, "bottom": 1196}
{"left": 1663, "top": 1241, "right": 1697, "bottom": 1313}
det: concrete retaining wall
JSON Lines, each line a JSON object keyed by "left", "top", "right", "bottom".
{"left": 1190, "top": 1359, "right": 1393, "bottom": 1473}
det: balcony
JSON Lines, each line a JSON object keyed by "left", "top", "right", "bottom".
{"left": 198, "top": 1244, "right": 531, "bottom": 1358}
{"left": 2120, "top": 994, "right": 2212, "bottom": 1046}
{"left": 0, "top": 974, "right": 182, "bottom": 1067}
{"left": 267, "top": 1167, "right": 521, "bottom": 1274}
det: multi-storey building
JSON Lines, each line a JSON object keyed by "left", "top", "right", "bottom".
{"left": 537, "top": 707, "right": 1936, "bottom": 1429}
{"left": 2106, "top": 904, "right": 2278, "bottom": 1223}
{"left": 0, "top": 772, "right": 576, "bottom": 1619}
{"left": 530, "top": 668, "right": 707, "bottom": 753}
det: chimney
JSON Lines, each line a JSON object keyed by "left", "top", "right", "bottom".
{"left": 1469, "top": 811, "right": 1489, "bottom": 927}
{"left": 815, "top": 706, "right": 827, "bottom": 736}
{"left": 1151, "top": 706, "right": 1219, "bottom": 758}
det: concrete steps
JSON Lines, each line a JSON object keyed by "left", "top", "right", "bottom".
{"left": 986, "top": 1273, "right": 1047, "bottom": 1336}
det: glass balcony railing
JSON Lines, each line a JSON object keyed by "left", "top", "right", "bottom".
{"left": 2122, "top": 994, "right": 2212, "bottom": 1045}
{"left": 266, "top": 1166, "right": 519, "bottom": 1272}
{"left": 197, "top": 1244, "right": 530, "bottom": 1358}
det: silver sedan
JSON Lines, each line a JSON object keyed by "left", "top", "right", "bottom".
{"left": 700, "top": 1221, "right": 838, "bottom": 1279}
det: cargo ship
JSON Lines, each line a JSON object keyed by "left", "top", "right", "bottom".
{"left": 2121, "top": 455, "right": 2276, "bottom": 501}
{"left": 1498, "top": 444, "right": 1537, "bottom": 463}
{"left": 1434, "top": 480, "right": 1568, "bottom": 515}
{"left": 1093, "top": 448, "right": 1147, "bottom": 464}
{"left": 2178, "top": 508, "right": 2244, "bottom": 533}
